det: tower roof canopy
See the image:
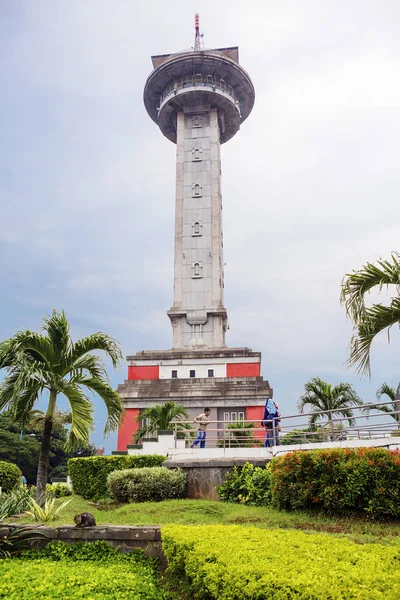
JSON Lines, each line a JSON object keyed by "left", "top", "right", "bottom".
{"left": 151, "top": 47, "right": 239, "bottom": 69}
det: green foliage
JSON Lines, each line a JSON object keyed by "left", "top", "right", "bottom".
{"left": 217, "top": 463, "right": 271, "bottom": 506}
{"left": 364, "top": 382, "right": 400, "bottom": 423}
{"left": 0, "top": 309, "right": 124, "bottom": 501}
{"left": 45, "top": 484, "right": 72, "bottom": 498}
{"left": 26, "top": 497, "right": 72, "bottom": 522}
{"left": 341, "top": 251, "right": 400, "bottom": 376}
{"left": 271, "top": 447, "right": 400, "bottom": 518}
{"left": 0, "top": 486, "right": 34, "bottom": 520}
{"left": 0, "top": 411, "right": 96, "bottom": 484}
{"left": 1, "top": 542, "right": 165, "bottom": 598}
{"left": 0, "top": 460, "right": 20, "bottom": 494}
{"left": 298, "top": 376, "right": 363, "bottom": 430}
{"left": 108, "top": 467, "right": 186, "bottom": 503}
{"left": 0, "top": 526, "right": 47, "bottom": 559}
{"left": 133, "top": 401, "right": 191, "bottom": 443}
{"left": 21, "top": 540, "right": 152, "bottom": 564}
{"left": 68, "top": 454, "right": 166, "bottom": 500}
{"left": 162, "top": 524, "right": 400, "bottom": 599}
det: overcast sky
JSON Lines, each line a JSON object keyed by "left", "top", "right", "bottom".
{"left": 1, "top": 0, "right": 399, "bottom": 453}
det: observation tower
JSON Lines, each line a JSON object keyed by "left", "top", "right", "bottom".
{"left": 116, "top": 16, "right": 272, "bottom": 451}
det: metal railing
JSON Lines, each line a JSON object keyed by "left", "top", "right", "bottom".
{"left": 158, "top": 74, "right": 240, "bottom": 109}
{"left": 170, "top": 400, "right": 400, "bottom": 450}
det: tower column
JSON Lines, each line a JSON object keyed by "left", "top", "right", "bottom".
{"left": 168, "top": 106, "right": 227, "bottom": 348}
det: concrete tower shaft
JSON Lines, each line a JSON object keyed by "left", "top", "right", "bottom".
{"left": 143, "top": 43, "right": 255, "bottom": 349}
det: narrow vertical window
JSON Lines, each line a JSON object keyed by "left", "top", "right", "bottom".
{"left": 194, "top": 263, "right": 200, "bottom": 276}
{"left": 192, "top": 148, "right": 202, "bottom": 161}
{"left": 171, "top": 370, "right": 177, "bottom": 378}
{"left": 192, "top": 221, "right": 202, "bottom": 236}
{"left": 193, "top": 184, "right": 202, "bottom": 197}
{"left": 208, "top": 369, "right": 214, "bottom": 377}
{"left": 190, "top": 370, "right": 196, "bottom": 378}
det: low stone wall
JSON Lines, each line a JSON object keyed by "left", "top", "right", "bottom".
{"left": 164, "top": 457, "right": 269, "bottom": 500}
{"left": 5, "top": 525, "right": 163, "bottom": 558}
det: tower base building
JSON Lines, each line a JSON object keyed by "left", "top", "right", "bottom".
{"left": 116, "top": 18, "right": 272, "bottom": 450}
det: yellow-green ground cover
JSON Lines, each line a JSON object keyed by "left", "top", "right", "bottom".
{"left": 0, "top": 550, "right": 165, "bottom": 600}
{"left": 163, "top": 525, "right": 400, "bottom": 600}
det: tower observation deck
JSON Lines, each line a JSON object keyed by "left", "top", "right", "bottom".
{"left": 143, "top": 29, "right": 255, "bottom": 349}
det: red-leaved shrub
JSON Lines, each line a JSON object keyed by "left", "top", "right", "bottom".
{"left": 271, "top": 447, "right": 400, "bottom": 519}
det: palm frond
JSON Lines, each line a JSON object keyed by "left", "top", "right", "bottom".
{"left": 58, "top": 381, "right": 94, "bottom": 450}
{"left": 42, "top": 310, "right": 71, "bottom": 360}
{"left": 341, "top": 252, "right": 400, "bottom": 322}
{"left": 67, "top": 353, "right": 107, "bottom": 380}
{"left": 347, "top": 297, "right": 400, "bottom": 376}
{"left": 64, "top": 333, "right": 123, "bottom": 371}
{"left": 76, "top": 376, "right": 124, "bottom": 435}
{"left": 376, "top": 382, "right": 397, "bottom": 402}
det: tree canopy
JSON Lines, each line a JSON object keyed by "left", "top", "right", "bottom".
{"left": 0, "top": 310, "right": 124, "bottom": 500}
{"left": 298, "top": 377, "right": 363, "bottom": 431}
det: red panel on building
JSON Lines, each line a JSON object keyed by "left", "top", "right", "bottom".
{"left": 226, "top": 363, "right": 260, "bottom": 377}
{"left": 128, "top": 365, "right": 159, "bottom": 380}
{"left": 117, "top": 408, "right": 140, "bottom": 451}
{"left": 246, "top": 406, "right": 265, "bottom": 441}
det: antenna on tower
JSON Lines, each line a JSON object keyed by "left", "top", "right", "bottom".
{"left": 194, "top": 13, "right": 201, "bottom": 51}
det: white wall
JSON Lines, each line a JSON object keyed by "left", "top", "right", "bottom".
{"left": 159, "top": 363, "right": 226, "bottom": 379}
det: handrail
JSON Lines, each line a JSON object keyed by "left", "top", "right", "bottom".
{"left": 158, "top": 74, "right": 241, "bottom": 109}
{"left": 169, "top": 399, "right": 400, "bottom": 449}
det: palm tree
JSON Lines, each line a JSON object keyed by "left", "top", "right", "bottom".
{"left": 133, "top": 401, "right": 190, "bottom": 443}
{"left": 0, "top": 310, "right": 124, "bottom": 503}
{"left": 364, "top": 382, "right": 400, "bottom": 424}
{"left": 298, "top": 377, "right": 363, "bottom": 438}
{"left": 341, "top": 252, "right": 400, "bottom": 376}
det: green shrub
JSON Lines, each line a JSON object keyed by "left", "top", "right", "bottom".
{"left": 21, "top": 540, "right": 153, "bottom": 565}
{"left": 163, "top": 524, "right": 400, "bottom": 599}
{"left": 108, "top": 467, "right": 186, "bottom": 503}
{"left": 271, "top": 447, "right": 400, "bottom": 518}
{"left": 1, "top": 541, "right": 164, "bottom": 598}
{"left": 45, "top": 484, "right": 72, "bottom": 498}
{"left": 217, "top": 462, "right": 271, "bottom": 506}
{"left": 0, "top": 461, "right": 20, "bottom": 494}
{"left": 68, "top": 454, "right": 165, "bottom": 500}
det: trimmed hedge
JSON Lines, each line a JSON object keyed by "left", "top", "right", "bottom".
{"left": 217, "top": 463, "right": 271, "bottom": 506}
{"left": 162, "top": 524, "right": 400, "bottom": 599}
{"left": 1, "top": 541, "right": 164, "bottom": 599}
{"left": 0, "top": 460, "right": 20, "bottom": 494}
{"left": 108, "top": 467, "right": 186, "bottom": 503}
{"left": 271, "top": 447, "right": 400, "bottom": 518}
{"left": 68, "top": 455, "right": 165, "bottom": 500}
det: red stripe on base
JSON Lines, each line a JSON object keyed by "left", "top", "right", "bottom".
{"left": 226, "top": 363, "right": 260, "bottom": 377}
{"left": 246, "top": 406, "right": 265, "bottom": 441}
{"left": 117, "top": 408, "right": 140, "bottom": 450}
{"left": 128, "top": 365, "right": 159, "bottom": 380}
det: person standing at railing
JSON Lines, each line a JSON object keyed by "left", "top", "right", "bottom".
{"left": 190, "top": 408, "right": 211, "bottom": 448}
{"left": 262, "top": 400, "right": 280, "bottom": 447}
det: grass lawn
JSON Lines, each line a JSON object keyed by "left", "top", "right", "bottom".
{"left": 15, "top": 495, "right": 400, "bottom": 545}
